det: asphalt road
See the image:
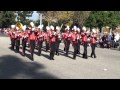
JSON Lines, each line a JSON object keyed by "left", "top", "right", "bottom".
{"left": 0, "top": 34, "right": 120, "bottom": 79}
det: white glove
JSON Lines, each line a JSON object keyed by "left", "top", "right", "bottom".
{"left": 40, "top": 35, "right": 43, "bottom": 37}
{"left": 54, "top": 32, "right": 56, "bottom": 35}
{"left": 24, "top": 36, "right": 27, "bottom": 38}
{"left": 58, "top": 36, "right": 61, "bottom": 38}
{"left": 68, "top": 34, "right": 71, "bottom": 37}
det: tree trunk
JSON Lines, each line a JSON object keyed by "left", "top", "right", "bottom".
{"left": 99, "top": 27, "right": 102, "bottom": 33}
{"left": 78, "top": 24, "right": 83, "bottom": 34}
{"left": 90, "top": 27, "right": 92, "bottom": 32}
{"left": 48, "top": 21, "right": 50, "bottom": 26}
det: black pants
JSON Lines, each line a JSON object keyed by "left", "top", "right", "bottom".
{"left": 65, "top": 40, "right": 70, "bottom": 56}
{"left": 55, "top": 41, "right": 61, "bottom": 55}
{"left": 11, "top": 38, "right": 15, "bottom": 50}
{"left": 16, "top": 40, "right": 20, "bottom": 52}
{"left": 30, "top": 40, "right": 35, "bottom": 60}
{"left": 77, "top": 40, "right": 81, "bottom": 54}
{"left": 45, "top": 41, "right": 50, "bottom": 51}
{"left": 38, "top": 41, "right": 43, "bottom": 56}
{"left": 83, "top": 42, "right": 88, "bottom": 59}
{"left": 22, "top": 40, "right": 27, "bottom": 56}
{"left": 73, "top": 43, "right": 79, "bottom": 59}
{"left": 91, "top": 43, "right": 96, "bottom": 58}
{"left": 50, "top": 42, "right": 55, "bottom": 59}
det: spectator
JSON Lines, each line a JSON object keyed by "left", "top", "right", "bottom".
{"left": 111, "top": 32, "right": 115, "bottom": 47}
{"left": 118, "top": 37, "right": 120, "bottom": 50}
{"left": 108, "top": 33, "right": 112, "bottom": 41}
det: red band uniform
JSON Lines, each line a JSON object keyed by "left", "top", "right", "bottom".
{"left": 29, "top": 28, "right": 36, "bottom": 61}
{"left": 63, "top": 26, "right": 71, "bottom": 56}
{"left": 49, "top": 26, "right": 56, "bottom": 60}
{"left": 71, "top": 28, "right": 79, "bottom": 59}
{"left": 81, "top": 27, "right": 88, "bottom": 59}
{"left": 37, "top": 26, "right": 44, "bottom": 56}
{"left": 55, "top": 26, "right": 62, "bottom": 56}
{"left": 15, "top": 30, "right": 21, "bottom": 52}
{"left": 90, "top": 30, "right": 97, "bottom": 58}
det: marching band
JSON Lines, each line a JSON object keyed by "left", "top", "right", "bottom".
{"left": 8, "top": 22, "right": 98, "bottom": 61}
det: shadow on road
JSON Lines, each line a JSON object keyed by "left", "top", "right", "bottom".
{"left": 0, "top": 55, "right": 59, "bottom": 79}
{"left": 41, "top": 53, "right": 50, "bottom": 60}
{"left": 8, "top": 44, "right": 83, "bottom": 61}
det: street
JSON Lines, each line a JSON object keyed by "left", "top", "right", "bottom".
{"left": 0, "top": 35, "right": 120, "bottom": 79}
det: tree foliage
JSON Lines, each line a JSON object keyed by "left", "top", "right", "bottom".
{"left": 0, "top": 11, "right": 17, "bottom": 28}
{"left": 16, "top": 11, "right": 33, "bottom": 25}
{"left": 84, "top": 11, "right": 120, "bottom": 32}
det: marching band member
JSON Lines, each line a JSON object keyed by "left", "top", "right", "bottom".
{"left": 81, "top": 26, "right": 88, "bottom": 59}
{"left": 44, "top": 26, "right": 50, "bottom": 52}
{"left": 49, "top": 26, "right": 56, "bottom": 60}
{"left": 21, "top": 25, "right": 28, "bottom": 56}
{"left": 76, "top": 27, "right": 81, "bottom": 54}
{"left": 10, "top": 25, "right": 16, "bottom": 50}
{"left": 29, "top": 22, "right": 36, "bottom": 61}
{"left": 63, "top": 26, "right": 72, "bottom": 56}
{"left": 55, "top": 26, "right": 62, "bottom": 56}
{"left": 8, "top": 26, "right": 14, "bottom": 45}
{"left": 71, "top": 26, "right": 79, "bottom": 59}
{"left": 37, "top": 25, "right": 44, "bottom": 56}
{"left": 90, "top": 29, "right": 97, "bottom": 58}
{"left": 15, "top": 27, "right": 21, "bottom": 53}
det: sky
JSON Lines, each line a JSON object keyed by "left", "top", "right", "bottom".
{"left": 29, "top": 11, "right": 39, "bottom": 21}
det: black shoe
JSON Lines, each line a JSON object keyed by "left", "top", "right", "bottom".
{"left": 31, "top": 57, "right": 34, "bottom": 61}
{"left": 22, "top": 54, "right": 25, "bottom": 57}
{"left": 82, "top": 56, "right": 85, "bottom": 58}
{"left": 31, "top": 58, "right": 34, "bottom": 61}
{"left": 78, "top": 52, "right": 80, "bottom": 54}
{"left": 52, "top": 58, "right": 54, "bottom": 60}
{"left": 50, "top": 56, "right": 52, "bottom": 60}
{"left": 73, "top": 57, "right": 76, "bottom": 60}
{"left": 94, "top": 56, "right": 96, "bottom": 58}
{"left": 91, "top": 54, "right": 93, "bottom": 58}
{"left": 85, "top": 57, "right": 88, "bottom": 59}
{"left": 66, "top": 53, "right": 68, "bottom": 56}
{"left": 57, "top": 53, "right": 59, "bottom": 56}
{"left": 16, "top": 51, "right": 19, "bottom": 53}
{"left": 38, "top": 53, "right": 41, "bottom": 56}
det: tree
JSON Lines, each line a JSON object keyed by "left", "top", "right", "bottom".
{"left": 95, "top": 11, "right": 109, "bottom": 33}
{"left": 107, "top": 11, "right": 120, "bottom": 30}
{"left": 84, "top": 11, "right": 120, "bottom": 33}
{"left": 55, "top": 11, "right": 74, "bottom": 26}
{"left": 37, "top": 11, "right": 57, "bottom": 26}
{"left": 84, "top": 11, "right": 97, "bottom": 32}
{"left": 0, "top": 11, "right": 17, "bottom": 28}
{"left": 37, "top": 11, "right": 73, "bottom": 28}
{"left": 72, "top": 11, "right": 91, "bottom": 32}
{"left": 16, "top": 11, "right": 33, "bottom": 25}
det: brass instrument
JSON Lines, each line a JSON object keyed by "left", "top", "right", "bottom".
{"left": 16, "top": 22, "right": 23, "bottom": 30}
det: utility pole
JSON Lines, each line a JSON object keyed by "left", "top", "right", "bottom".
{"left": 40, "top": 13, "right": 42, "bottom": 25}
